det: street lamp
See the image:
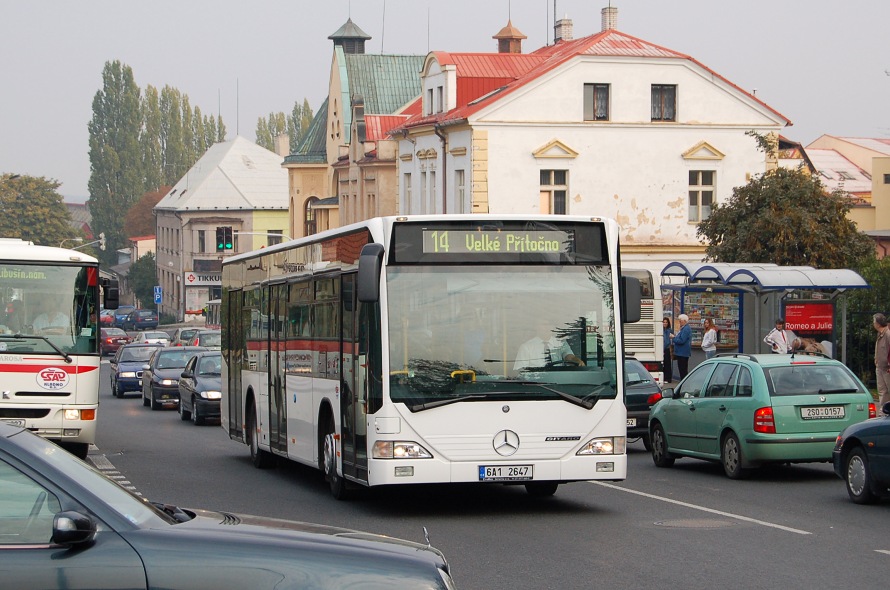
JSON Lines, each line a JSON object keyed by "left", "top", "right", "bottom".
{"left": 60, "top": 237, "right": 84, "bottom": 248}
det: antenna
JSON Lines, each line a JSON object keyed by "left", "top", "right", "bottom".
{"left": 236, "top": 78, "right": 240, "bottom": 136}
{"left": 381, "top": 0, "right": 386, "bottom": 53}
{"left": 427, "top": 7, "right": 430, "bottom": 53}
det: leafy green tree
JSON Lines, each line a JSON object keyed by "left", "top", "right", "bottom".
{"left": 256, "top": 100, "right": 312, "bottom": 152}
{"left": 255, "top": 111, "right": 287, "bottom": 151}
{"left": 141, "top": 85, "right": 164, "bottom": 192}
{"left": 87, "top": 60, "right": 144, "bottom": 265}
{"left": 128, "top": 251, "right": 158, "bottom": 309}
{"left": 697, "top": 166, "right": 874, "bottom": 269}
{"left": 0, "top": 174, "right": 81, "bottom": 246}
{"left": 192, "top": 105, "right": 207, "bottom": 156}
{"left": 216, "top": 114, "right": 227, "bottom": 142}
{"left": 160, "top": 85, "right": 185, "bottom": 185}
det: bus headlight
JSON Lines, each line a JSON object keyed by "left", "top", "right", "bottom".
{"left": 64, "top": 409, "right": 95, "bottom": 421}
{"left": 577, "top": 437, "right": 626, "bottom": 455}
{"left": 201, "top": 391, "right": 222, "bottom": 399}
{"left": 372, "top": 441, "right": 433, "bottom": 459}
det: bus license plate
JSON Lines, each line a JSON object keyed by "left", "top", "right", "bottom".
{"left": 2, "top": 419, "right": 25, "bottom": 427}
{"left": 626, "top": 418, "right": 637, "bottom": 427}
{"left": 479, "top": 465, "right": 533, "bottom": 481}
{"left": 800, "top": 406, "right": 845, "bottom": 420}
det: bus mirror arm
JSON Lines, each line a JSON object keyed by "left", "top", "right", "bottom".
{"left": 619, "top": 275, "right": 641, "bottom": 324}
{"left": 357, "top": 243, "right": 385, "bottom": 303}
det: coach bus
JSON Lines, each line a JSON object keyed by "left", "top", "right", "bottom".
{"left": 0, "top": 238, "right": 118, "bottom": 458}
{"left": 221, "top": 216, "right": 640, "bottom": 498}
{"left": 621, "top": 269, "right": 664, "bottom": 383}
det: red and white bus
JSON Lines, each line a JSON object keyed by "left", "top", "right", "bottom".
{"left": 221, "top": 216, "right": 640, "bottom": 498}
{"left": 0, "top": 239, "right": 118, "bottom": 458}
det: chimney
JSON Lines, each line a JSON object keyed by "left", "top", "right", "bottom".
{"left": 601, "top": 6, "right": 618, "bottom": 31}
{"left": 554, "top": 15, "right": 573, "bottom": 43}
{"left": 274, "top": 133, "right": 290, "bottom": 157}
{"left": 493, "top": 19, "right": 527, "bottom": 54}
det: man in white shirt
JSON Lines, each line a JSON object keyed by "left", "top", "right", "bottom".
{"left": 514, "top": 318, "right": 584, "bottom": 371}
{"left": 31, "top": 294, "right": 71, "bottom": 333}
{"left": 763, "top": 318, "right": 797, "bottom": 354}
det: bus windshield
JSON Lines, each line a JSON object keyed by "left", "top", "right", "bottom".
{"left": 387, "top": 265, "right": 619, "bottom": 410}
{"left": 0, "top": 264, "right": 99, "bottom": 355}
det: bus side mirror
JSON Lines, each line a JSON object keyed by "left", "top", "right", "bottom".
{"left": 620, "top": 275, "right": 641, "bottom": 324}
{"left": 357, "top": 243, "right": 385, "bottom": 303}
{"left": 101, "top": 278, "right": 119, "bottom": 310}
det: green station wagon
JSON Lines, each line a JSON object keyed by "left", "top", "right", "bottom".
{"left": 649, "top": 352, "right": 876, "bottom": 478}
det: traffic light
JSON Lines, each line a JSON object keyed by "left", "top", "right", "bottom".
{"left": 98, "top": 232, "right": 106, "bottom": 251}
{"left": 224, "top": 227, "right": 234, "bottom": 251}
{"left": 216, "top": 227, "right": 225, "bottom": 252}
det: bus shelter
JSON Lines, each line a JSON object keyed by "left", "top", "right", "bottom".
{"left": 659, "top": 262, "right": 869, "bottom": 364}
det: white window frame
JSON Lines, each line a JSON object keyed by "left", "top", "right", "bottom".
{"left": 688, "top": 170, "right": 715, "bottom": 223}
{"left": 540, "top": 170, "right": 568, "bottom": 215}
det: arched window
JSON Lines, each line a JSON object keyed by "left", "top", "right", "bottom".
{"left": 304, "top": 196, "right": 320, "bottom": 237}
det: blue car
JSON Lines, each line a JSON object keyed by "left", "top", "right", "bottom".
{"left": 113, "top": 305, "right": 136, "bottom": 328}
{"left": 833, "top": 401, "right": 890, "bottom": 504}
{"left": 110, "top": 343, "right": 163, "bottom": 398}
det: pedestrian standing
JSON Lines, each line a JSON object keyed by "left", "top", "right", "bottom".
{"left": 873, "top": 313, "right": 890, "bottom": 406}
{"left": 662, "top": 317, "right": 673, "bottom": 383}
{"left": 672, "top": 314, "right": 692, "bottom": 380}
{"left": 701, "top": 318, "right": 718, "bottom": 359}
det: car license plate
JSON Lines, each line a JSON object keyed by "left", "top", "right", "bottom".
{"left": 2, "top": 419, "right": 25, "bottom": 427}
{"left": 800, "top": 406, "right": 845, "bottom": 420}
{"left": 626, "top": 418, "right": 637, "bottom": 427}
{"left": 479, "top": 465, "right": 533, "bottom": 481}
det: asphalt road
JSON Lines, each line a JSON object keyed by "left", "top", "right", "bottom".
{"left": 92, "top": 360, "right": 890, "bottom": 590}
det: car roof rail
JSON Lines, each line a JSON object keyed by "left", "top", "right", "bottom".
{"left": 714, "top": 353, "right": 760, "bottom": 363}
{"left": 789, "top": 350, "right": 830, "bottom": 360}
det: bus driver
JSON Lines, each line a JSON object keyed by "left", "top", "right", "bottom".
{"left": 514, "top": 316, "right": 584, "bottom": 371}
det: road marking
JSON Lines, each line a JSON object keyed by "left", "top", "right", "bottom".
{"left": 875, "top": 550, "right": 890, "bottom": 556}
{"left": 88, "top": 451, "right": 143, "bottom": 496}
{"left": 590, "top": 481, "right": 812, "bottom": 535}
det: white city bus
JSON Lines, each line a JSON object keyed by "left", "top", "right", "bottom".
{"left": 221, "top": 216, "right": 640, "bottom": 498}
{"left": 622, "top": 269, "right": 664, "bottom": 383}
{"left": 204, "top": 299, "right": 221, "bottom": 329}
{"left": 0, "top": 239, "right": 118, "bottom": 458}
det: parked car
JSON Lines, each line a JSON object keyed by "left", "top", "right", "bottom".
{"left": 624, "top": 356, "right": 663, "bottom": 451}
{"left": 833, "top": 401, "right": 890, "bottom": 503}
{"left": 122, "top": 308, "right": 159, "bottom": 331}
{"left": 99, "top": 327, "right": 132, "bottom": 356}
{"left": 142, "top": 346, "right": 206, "bottom": 410}
{"left": 133, "top": 330, "right": 171, "bottom": 346}
{"left": 649, "top": 352, "right": 876, "bottom": 479}
{"left": 170, "top": 327, "right": 199, "bottom": 347}
{"left": 188, "top": 328, "right": 221, "bottom": 350}
{"left": 112, "top": 304, "right": 136, "bottom": 328}
{"left": 178, "top": 351, "right": 222, "bottom": 425}
{"left": 0, "top": 421, "right": 456, "bottom": 590}
{"left": 99, "top": 308, "right": 115, "bottom": 326}
{"left": 110, "top": 343, "right": 163, "bottom": 398}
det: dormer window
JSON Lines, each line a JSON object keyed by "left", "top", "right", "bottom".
{"left": 427, "top": 89, "right": 434, "bottom": 115}
{"left": 436, "top": 86, "right": 444, "bottom": 113}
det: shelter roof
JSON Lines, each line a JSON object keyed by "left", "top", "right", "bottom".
{"left": 661, "top": 262, "right": 869, "bottom": 291}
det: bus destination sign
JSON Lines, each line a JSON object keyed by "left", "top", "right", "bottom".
{"left": 422, "top": 230, "right": 572, "bottom": 255}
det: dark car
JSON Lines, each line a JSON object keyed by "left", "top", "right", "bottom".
{"left": 113, "top": 304, "right": 136, "bottom": 328}
{"left": 178, "top": 351, "right": 222, "bottom": 425}
{"left": 142, "top": 346, "right": 206, "bottom": 410}
{"left": 122, "top": 308, "right": 159, "bottom": 331}
{"left": 833, "top": 401, "right": 890, "bottom": 503}
{"left": 624, "top": 357, "right": 663, "bottom": 450}
{"left": 188, "top": 328, "right": 221, "bottom": 350}
{"left": 0, "top": 422, "right": 456, "bottom": 590}
{"left": 110, "top": 343, "right": 164, "bottom": 398}
{"left": 99, "top": 309, "right": 115, "bottom": 326}
{"left": 99, "top": 327, "right": 132, "bottom": 356}
{"left": 171, "top": 327, "right": 199, "bottom": 347}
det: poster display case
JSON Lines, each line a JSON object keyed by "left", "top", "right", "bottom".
{"left": 683, "top": 290, "right": 740, "bottom": 349}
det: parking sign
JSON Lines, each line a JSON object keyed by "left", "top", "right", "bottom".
{"left": 153, "top": 285, "right": 162, "bottom": 305}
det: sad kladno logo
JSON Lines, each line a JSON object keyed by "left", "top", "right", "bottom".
{"left": 37, "top": 367, "right": 69, "bottom": 390}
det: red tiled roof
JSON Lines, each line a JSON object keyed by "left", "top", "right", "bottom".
{"left": 398, "top": 29, "right": 790, "bottom": 131}
{"left": 365, "top": 115, "right": 411, "bottom": 141}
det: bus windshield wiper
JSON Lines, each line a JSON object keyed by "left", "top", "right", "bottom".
{"left": 0, "top": 334, "right": 72, "bottom": 363}
{"left": 408, "top": 394, "right": 490, "bottom": 412}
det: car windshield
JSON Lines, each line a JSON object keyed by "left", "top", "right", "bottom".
{"left": 625, "top": 361, "right": 656, "bottom": 386}
{"left": 138, "top": 311, "right": 154, "bottom": 317}
{"left": 386, "top": 265, "right": 619, "bottom": 410}
{"left": 143, "top": 331, "right": 167, "bottom": 339}
{"left": 766, "top": 364, "right": 866, "bottom": 396}
{"left": 156, "top": 351, "right": 194, "bottom": 369}
{"left": 197, "top": 355, "right": 222, "bottom": 375}
{"left": 198, "top": 333, "right": 220, "bottom": 347}
{"left": 179, "top": 329, "right": 197, "bottom": 341}
{"left": 104, "top": 328, "right": 126, "bottom": 337}
{"left": 119, "top": 346, "right": 158, "bottom": 362}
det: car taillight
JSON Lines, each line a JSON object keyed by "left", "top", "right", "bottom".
{"left": 647, "top": 392, "right": 662, "bottom": 406}
{"left": 869, "top": 403, "right": 876, "bottom": 419}
{"left": 754, "top": 407, "right": 776, "bottom": 433}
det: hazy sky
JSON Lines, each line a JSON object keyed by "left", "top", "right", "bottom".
{"left": 2, "top": 1, "right": 888, "bottom": 201}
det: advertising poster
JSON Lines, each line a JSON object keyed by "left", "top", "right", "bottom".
{"left": 783, "top": 301, "right": 835, "bottom": 357}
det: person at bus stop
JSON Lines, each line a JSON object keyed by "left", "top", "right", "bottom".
{"left": 662, "top": 317, "right": 673, "bottom": 383}
{"left": 671, "top": 314, "right": 692, "bottom": 380}
{"left": 701, "top": 318, "right": 718, "bottom": 359}
{"left": 872, "top": 313, "right": 890, "bottom": 406}
{"left": 514, "top": 317, "right": 584, "bottom": 372}
{"left": 764, "top": 318, "right": 797, "bottom": 354}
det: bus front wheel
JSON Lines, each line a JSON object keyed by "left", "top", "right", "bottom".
{"left": 525, "top": 482, "right": 558, "bottom": 497}
{"left": 321, "top": 416, "right": 350, "bottom": 500}
{"left": 61, "top": 442, "right": 89, "bottom": 461}
{"left": 247, "top": 406, "right": 274, "bottom": 469}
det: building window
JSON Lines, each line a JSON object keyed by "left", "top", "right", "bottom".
{"left": 198, "top": 230, "right": 205, "bottom": 253}
{"left": 436, "top": 86, "right": 444, "bottom": 113}
{"left": 403, "top": 173, "right": 412, "bottom": 211}
{"left": 583, "top": 83, "right": 610, "bottom": 121}
{"left": 429, "top": 171, "right": 437, "bottom": 214}
{"left": 884, "top": 173, "right": 890, "bottom": 184}
{"left": 304, "top": 196, "right": 319, "bottom": 236}
{"left": 651, "top": 84, "right": 677, "bottom": 121}
{"left": 427, "top": 88, "right": 434, "bottom": 115}
{"left": 689, "top": 170, "right": 715, "bottom": 222}
{"left": 455, "top": 169, "right": 466, "bottom": 213}
{"left": 420, "top": 171, "right": 427, "bottom": 214}
{"left": 540, "top": 170, "right": 568, "bottom": 215}
{"left": 267, "top": 230, "right": 283, "bottom": 247}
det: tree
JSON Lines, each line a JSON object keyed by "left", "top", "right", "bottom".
{"left": 255, "top": 111, "right": 287, "bottom": 151}
{"left": 697, "top": 166, "right": 874, "bottom": 269}
{"left": 255, "top": 100, "right": 313, "bottom": 152}
{"left": 141, "top": 85, "right": 164, "bottom": 192}
{"left": 123, "top": 185, "right": 171, "bottom": 239}
{"left": 0, "top": 174, "right": 81, "bottom": 246}
{"left": 127, "top": 251, "right": 157, "bottom": 309}
{"left": 87, "top": 60, "right": 144, "bottom": 265}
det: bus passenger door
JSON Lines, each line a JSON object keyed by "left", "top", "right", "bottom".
{"left": 340, "top": 273, "right": 367, "bottom": 483}
{"left": 269, "top": 283, "right": 287, "bottom": 453}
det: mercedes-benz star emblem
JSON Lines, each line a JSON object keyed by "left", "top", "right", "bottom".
{"left": 493, "top": 429, "right": 520, "bottom": 456}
